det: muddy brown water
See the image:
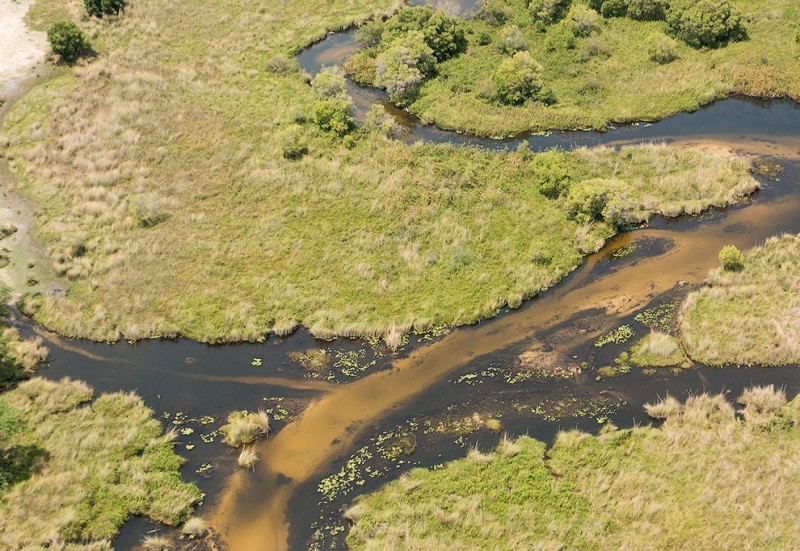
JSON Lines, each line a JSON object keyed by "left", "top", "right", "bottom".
{"left": 4, "top": 7, "right": 800, "bottom": 550}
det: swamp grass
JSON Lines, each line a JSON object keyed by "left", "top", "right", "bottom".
{"left": 349, "top": 0, "right": 800, "bottom": 136}
{"left": 0, "top": 377, "right": 202, "bottom": 549}
{"left": 0, "top": 0, "right": 758, "bottom": 344}
{"left": 679, "top": 233, "right": 800, "bottom": 366}
{"left": 348, "top": 387, "right": 800, "bottom": 550}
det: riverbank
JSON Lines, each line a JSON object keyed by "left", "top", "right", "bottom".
{"left": 348, "top": 388, "right": 800, "bottom": 550}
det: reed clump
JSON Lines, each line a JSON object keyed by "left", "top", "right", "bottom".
{"left": 221, "top": 410, "right": 270, "bottom": 448}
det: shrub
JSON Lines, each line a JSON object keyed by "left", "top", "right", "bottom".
{"left": 220, "top": 410, "right": 269, "bottom": 447}
{"left": 479, "top": 0, "right": 512, "bottom": 25}
{"left": 181, "top": 517, "right": 208, "bottom": 538}
{"left": 588, "top": 0, "right": 604, "bottom": 12}
{"left": 600, "top": 0, "right": 628, "bottom": 18}
{"left": 545, "top": 23, "right": 577, "bottom": 52}
{"left": 311, "top": 67, "right": 348, "bottom": 99}
{"left": 383, "top": 6, "right": 465, "bottom": 62}
{"left": 627, "top": 0, "right": 668, "bottom": 21}
{"left": 265, "top": 54, "right": 298, "bottom": 73}
{"left": 355, "top": 19, "right": 384, "bottom": 48}
{"left": 84, "top": 0, "right": 125, "bottom": 17}
{"left": 565, "top": 179, "right": 610, "bottom": 224}
{"left": 571, "top": 5, "right": 599, "bottom": 36}
{"left": 667, "top": 0, "right": 746, "bottom": 49}
{"left": 491, "top": 52, "right": 543, "bottom": 105}
{"left": 718, "top": 244, "right": 744, "bottom": 271}
{"left": 279, "top": 124, "right": 308, "bottom": 160}
{"left": 375, "top": 33, "right": 436, "bottom": 106}
{"left": 647, "top": 33, "right": 679, "bottom": 63}
{"left": 498, "top": 25, "right": 528, "bottom": 53}
{"left": 47, "top": 22, "right": 92, "bottom": 65}
{"left": 313, "top": 98, "right": 353, "bottom": 135}
{"left": 530, "top": 0, "right": 572, "bottom": 25}
{"left": 531, "top": 150, "right": 572, "bottom": 198}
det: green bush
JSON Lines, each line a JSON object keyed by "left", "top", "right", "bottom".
{"left": 47, "top": 21, "right": 92, "bottom": 65}
{"left": 530, "top": 0, "right": 573, "bottom": 25}
{"left": 667, "top": 0, "right": 746, "bottom": 49}
{"left": 311, "top": 67, "right": 348, "bottom": 99}
{"left": 627, "top": 0, "right": 668, "bottom": 21}
{"left": 278, "top": 124, "right": 308, "bottom": 160}
{"left": 375, "top": 33, "right": 436, "bottom": 106}
{"left": 571, "top": 5, "right": 599, "bottom": 36}
{"left": 531, "top": 150, "right": 572, "bottom": 199}
{"left": 566, "top": 179, "right": 610, "bottom": 224}
{"left": 84, "top": 0, "right": 125, "bottom": 17}
{"left": 355, "top": 19, "right": 384, "bottom": 48}
{"left": 499, "top": 25, "right": 528, "bottom": 53}
{"left": 600, "top": 0, "right": 628, "bottom": 18}
{"left": 588, "top": 0, "right": 605, "bottom": 12}
{"left": 479, "top": 0, "right": 512, "bottom": 25}
{"left": 383, "top": 6, "right": 465, "bottom": 62}
{"left": 647, "top": 33, "right": 679, "bottom": 63}
{"left": 545, "top": 23, "right": 577, "bottom": 52}
{"left": 719, "top": 244, "right": 745, "bottom": 271}
{"left": 313, "top": 98, "right": 353, "bottom": 135}
{"left": 492, "top": 51, "right": 544, "bottom": 106}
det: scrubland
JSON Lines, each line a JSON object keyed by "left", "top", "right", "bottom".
{"left": 349, "top": 386, "right": 800, "bottom": 549}
{"left": 349, "top": 0, "right": 800, "bottom": 136}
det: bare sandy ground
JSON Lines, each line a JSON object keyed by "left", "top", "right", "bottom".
{"left": 0, "top": 0, "right": 47, "bottom": 101}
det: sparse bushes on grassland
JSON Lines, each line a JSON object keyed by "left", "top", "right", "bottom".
{"left": 47, "top": 22, "right": 92, "bottom": 65}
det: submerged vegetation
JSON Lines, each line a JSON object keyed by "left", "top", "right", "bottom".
{"left": 0, "top": 377, "right": 201, "bottom": 548}
{"left": 346, "top": 0, "right": 800, "bottom": 135}
{"left": 680, "top": 234, "right": 800, "bottom": 365}
{"left": 349, "top": 387, "right": 800, "bottom": 549}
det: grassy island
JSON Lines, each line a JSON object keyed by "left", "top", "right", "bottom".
{"left": 346, "top": 0, "right": 800, "bottom": 136}
{"left": 348, "top": 387, "right": 800, "bottom": 549}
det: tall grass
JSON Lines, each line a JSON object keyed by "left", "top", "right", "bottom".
{"left": 2, "top": 0, "right": 759, "bottom": 346}
{"left": 349, "top": 388, "right": 800, "bottom": 549}
{"left": 0, "top": 378, "right": 202, "bottom": 547}
{"left": 679, "top": 234, "right": 800, "bottom": 365}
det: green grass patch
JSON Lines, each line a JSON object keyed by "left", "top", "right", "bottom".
{"left": 0, "top": 377, "right": 202, "bottom": 548}
{"left": 1, "top": 0, "right": 758, "bottom": 344}
{"left": 628, "top": 330, "right": 687, "bottom": 367}
{"left": 349, "top": 387, "right": 800, "bottom": 549}
{"left": 679, "top": 234, "right": 800, "bottom": 365}
{"left": 347, "top": 0, "right": 800, "bottom": 136}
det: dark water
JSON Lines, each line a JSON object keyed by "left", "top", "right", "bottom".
{"left": 6, "top": 6, "right": 800, "bottom": 550}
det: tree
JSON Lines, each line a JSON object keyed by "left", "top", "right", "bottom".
{"left": 311, "top": 67, "right": 348, "bottom": 99}
{"left": 47, "top": 21, "right": 92, "bottom": 65}
{"left": 530, "top": 0, "right": 572, "bottom": 25}
{"left": 313, "top": 98, "right": 353, "bottom": 136}
{"left": 498, "top": 25, "right": 528, "bottom": 53}
{"left": 376, "top": 33, "right": 436, "bottom": 106}
{"left": 566, "top": 179, "right": 610, "bottom": 224}
{"left": 491, "top": 51, "right": 544, "bottom": 106}
{"left": 667, "top": 0, "right": 746, "bottom": 49}
{"left": 382, "top": 6, "right": 465, "bottom": 62}
{"left": 627, "top": 0, "right": 668, "bottom": 21}
{"left": 600, "top": 0, "right": 628, "bottom": 18}
{"left": 719, "top": 244, "right": 745, "bottom": 271}
{"left": 84, "top": 0, "right": 125, "bottom": 17}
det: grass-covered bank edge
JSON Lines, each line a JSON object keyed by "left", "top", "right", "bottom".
{"left": 0, "top": 377, "right": 202, "bottom": 548}
{"left": 2, "top": 0, "right": 759, "bottom": 346}
{"left": 347, "top": 386, "right": 800, "bottom": 549}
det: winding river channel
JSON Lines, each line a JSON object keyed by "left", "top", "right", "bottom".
{"left": 2, "top": 3, "right": 800, "bottom": 550}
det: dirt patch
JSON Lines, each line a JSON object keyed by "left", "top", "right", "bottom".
{"left": 0, "top": 0, "right": 47, "bottom": 102}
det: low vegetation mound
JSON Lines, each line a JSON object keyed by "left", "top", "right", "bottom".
{"left": 346, "top": 0, "right": 799, "bottom": 135}
{"left": 348, "top": 387, "right": 800, "bottom": 549}
{"left": 0, "top": 377, "right": 202, "bottom": 548}
{"left": 679, "top": 234, "right": 800, "bottom": 365}
{"left": 2, "top": 0, "right": 757, "bottom": 344}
